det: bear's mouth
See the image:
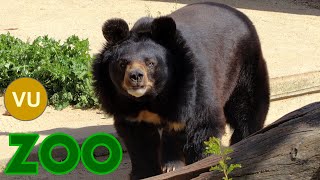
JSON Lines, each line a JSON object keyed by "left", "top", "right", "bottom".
{"left": 127, "top": 86, "right": 147, "bottom": 98}
{"left": 131, "top": 85, "right": 146, "bottom": 90}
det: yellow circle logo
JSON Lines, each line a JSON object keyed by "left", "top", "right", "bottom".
{"left": 4, "top": 77, "right": 48, "bottom": 121}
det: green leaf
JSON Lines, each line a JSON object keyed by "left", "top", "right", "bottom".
{"left": 223, "top": 147, "right": 233, "bottom": 155}
{"left": 227, "top": 164, "right": 242, "bottom": 174}
{"left": 218, "top": 160, "right": 226, "bottom": 169}
{"left": 204, "top": 137, "right": 221, "bottom": 155}
{"left": 209, "top": 165, "right": 223, "bottom": 172}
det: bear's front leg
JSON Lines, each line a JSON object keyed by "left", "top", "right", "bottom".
{"left": 183, "top": 108, "right": 226, "bottom": 164}
{"left": 161, "top": 128, "right": 186, "bottom": 173}
{"left": 114, "top": 117, "right": 162, "bottom": 180}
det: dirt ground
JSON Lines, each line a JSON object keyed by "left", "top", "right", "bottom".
{"left": 0, "top": 0, "right": 320, "bottom": 179}
{"left": 1, "top": 0, "right": 320, "bottom": 78}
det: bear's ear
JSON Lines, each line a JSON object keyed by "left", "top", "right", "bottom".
{"left": 102, "top": 18, "right": 129, "bottom": 44}
{"left": 151, "top": 17, "right": 176, "bottom": 42}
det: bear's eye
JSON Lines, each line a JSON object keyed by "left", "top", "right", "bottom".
{"left": 119, "top": 60, "right": 128, "bottom": 69}
{"left": 146, "top": 61, "right": 155, "bottom": 68}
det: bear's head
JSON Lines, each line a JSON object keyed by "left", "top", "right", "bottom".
{"left": 100, "top": 17, "right": 177, "bottom": 99}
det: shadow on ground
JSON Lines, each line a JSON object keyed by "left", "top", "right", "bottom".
{"left": 0, "top": 124, "right": 117, "bottom": 141}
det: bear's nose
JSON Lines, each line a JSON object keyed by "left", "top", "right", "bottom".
{"left": 129, "top": 70, "right": 144, "bottom": 83}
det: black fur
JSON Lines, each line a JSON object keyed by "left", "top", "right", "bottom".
{"left": 93, "top": 2, "right": 269, "bottom": 179}
{"left": 102, "top": 18, "right": 129, "bottom": 44}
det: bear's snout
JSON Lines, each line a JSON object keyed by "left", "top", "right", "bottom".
{"left": 124, "top": 62, "right": 147, "bottom": 88}
{"left": 122, "top": 62, "right": 153, "bottom": 97}
{"left": 129, "top": 69, "right": 144, "bottom": 84}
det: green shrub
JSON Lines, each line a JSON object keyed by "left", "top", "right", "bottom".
{"left": 204, "top": 137, "right": 241, "bottom": 180}
{"left": 0, "top": 33, "right": 98, "bottom": 110}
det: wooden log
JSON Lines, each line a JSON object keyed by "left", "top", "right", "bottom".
{"left": 145, "top": 102, "right": 320, "bottom": 180}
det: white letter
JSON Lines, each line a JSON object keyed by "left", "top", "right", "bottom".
{"left": 12, "top": 92, "right": 26, "bottom": 107}
{"left": 27, "top": 92, "right": 40, "bottom": 107}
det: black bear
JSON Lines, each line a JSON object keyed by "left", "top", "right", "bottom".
{"left": 92, "top": 2, "right": 269, "bottom": 179}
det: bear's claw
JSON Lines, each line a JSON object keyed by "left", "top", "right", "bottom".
{"left": 162, "top": 160, "right": 185, "bottom": 173}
